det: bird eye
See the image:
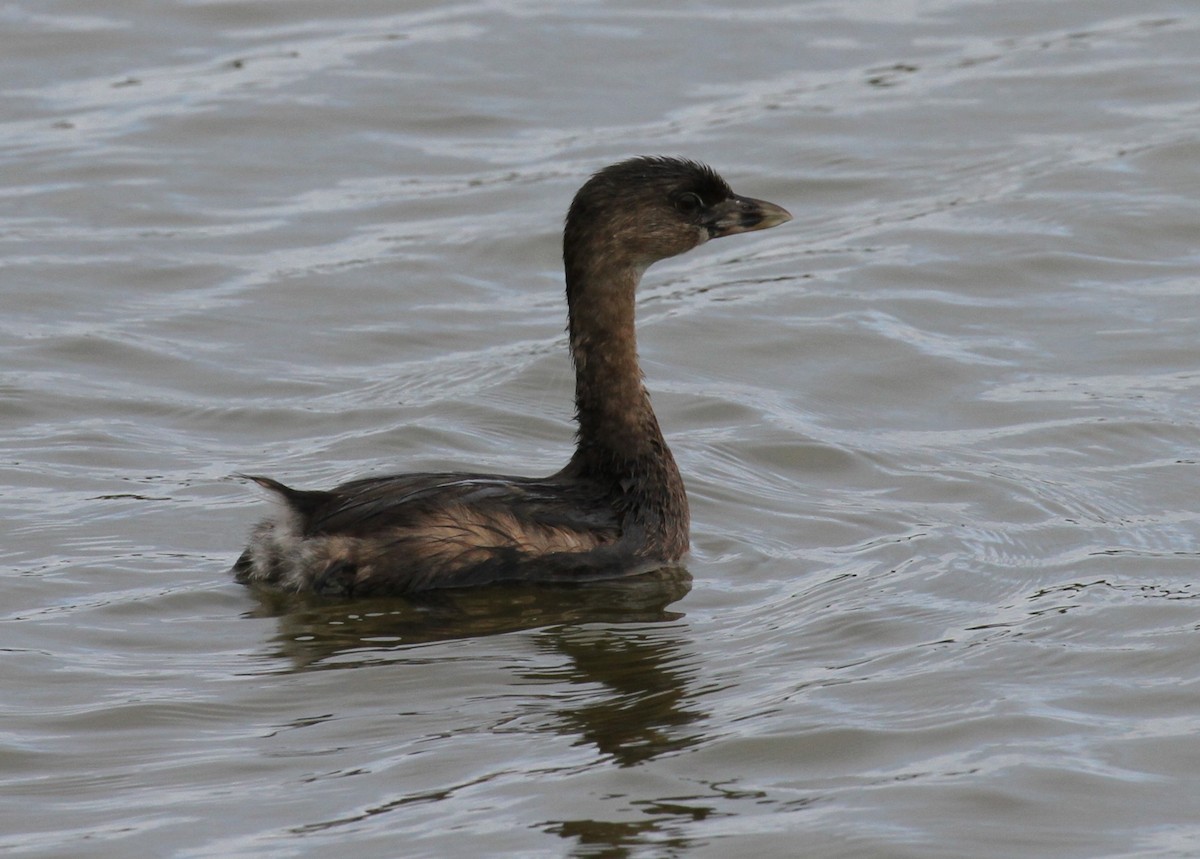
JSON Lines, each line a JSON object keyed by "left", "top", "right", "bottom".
{"left": 674, "top": 192, "right": 704, "bottom": 216}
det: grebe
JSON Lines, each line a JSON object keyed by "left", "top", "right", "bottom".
{"left": 233, "top": 156, "right": 791, "bottom": 595}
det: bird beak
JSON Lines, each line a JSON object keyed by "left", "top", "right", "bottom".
{"left": 704, "top": 195, "right": 792, "bottom": 238}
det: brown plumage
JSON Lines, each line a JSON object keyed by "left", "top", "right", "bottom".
{"left": 232, "top": 156, "right": 791, "bottom": 596}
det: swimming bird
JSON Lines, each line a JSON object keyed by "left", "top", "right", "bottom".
{"left": 233, "top": 156, "right": 791, "bottom": 596}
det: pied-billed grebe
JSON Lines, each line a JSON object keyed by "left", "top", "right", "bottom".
{"left": 233, "top": 156, "right": 791, "bottom": 596}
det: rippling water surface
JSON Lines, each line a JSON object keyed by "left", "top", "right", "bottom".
{"left": 3, "top": 1, "right": 1200, "bottom": 856}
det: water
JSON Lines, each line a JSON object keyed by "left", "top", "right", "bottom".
{"left": 3, "top": 1, "right": 1199, "bottom": 856}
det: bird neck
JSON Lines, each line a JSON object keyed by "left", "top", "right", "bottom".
{"left": 558, "top": 219, "right": 690, "bottom": 559}
{"left": 564, "top": 245, "right": 666, "bottom": 467}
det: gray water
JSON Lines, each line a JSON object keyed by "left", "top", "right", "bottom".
{"left": 3, "top": 1, "right": 1200, "bottom": 856}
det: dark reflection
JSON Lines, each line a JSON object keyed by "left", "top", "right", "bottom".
{"left": 544, "top": 783, "right": 785, "bottom": 858}
{"left": 244, "top": 567, "right": 692, "bottom": 667}
{"left": 527, "top": 623, "right": 706, "bottom": 766}
{"left": 545, "top": 817, "right": 689, "bottom": 859}
{"left": 529, "top": 625, "right": 714, "bottom": 858}
{"left": 246, "top": 567, "right": 713, "bottom": 858}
